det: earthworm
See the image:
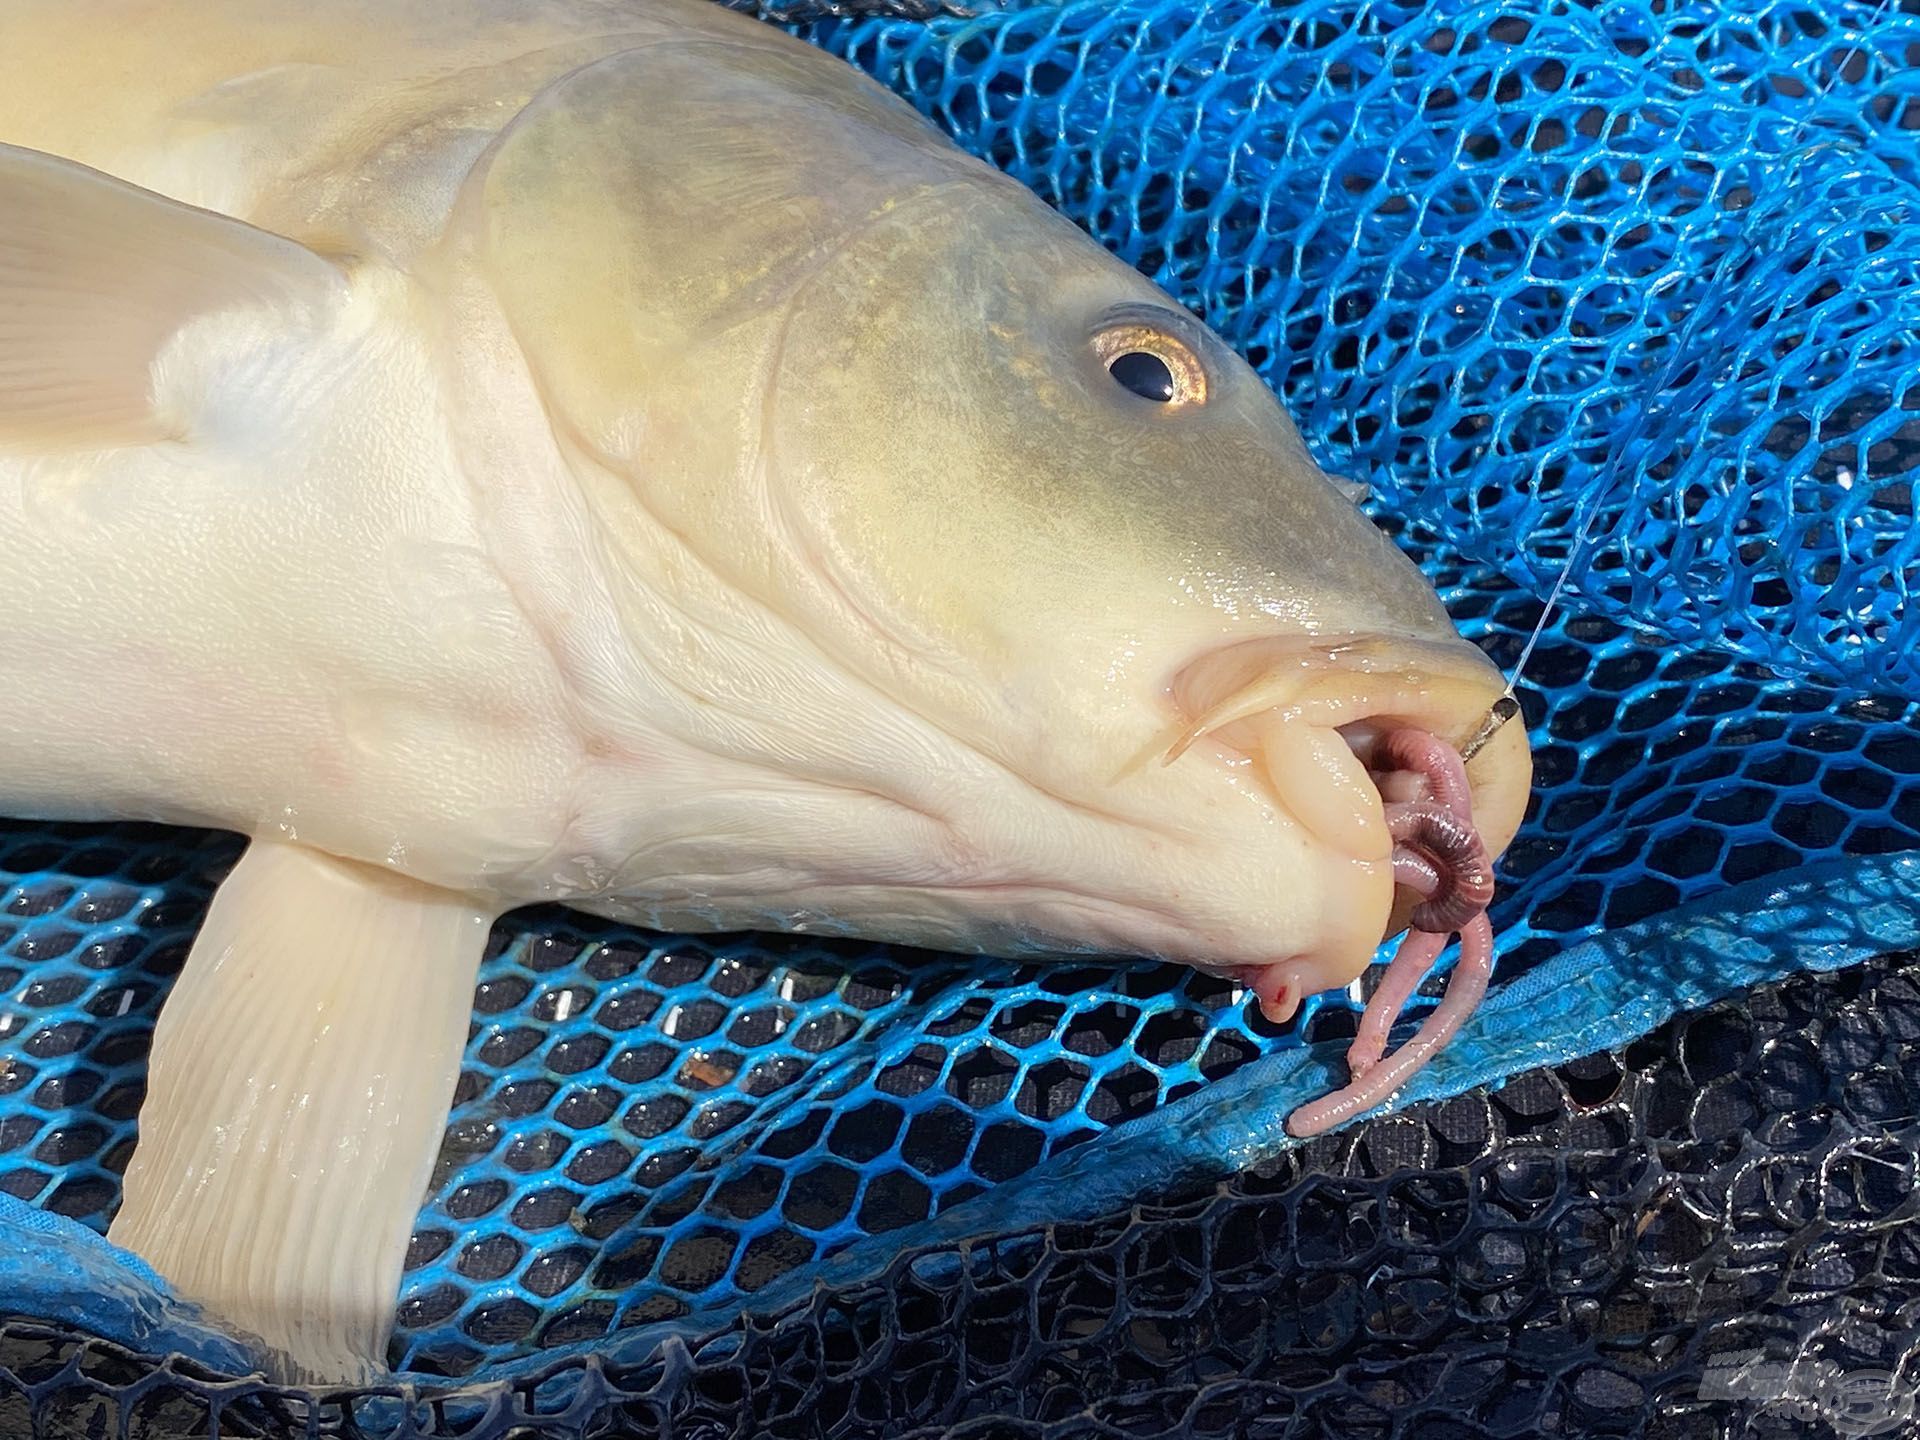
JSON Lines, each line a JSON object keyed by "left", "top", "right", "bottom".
{"left": 1389, "top": 801, "right": 1495, "bottom": 933}
{"left": 1285, "top": 726, "right": 1499, "bottom": 1138}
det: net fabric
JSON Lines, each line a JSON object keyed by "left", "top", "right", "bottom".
{"left": 0, "top": 0, "right": 1917, "bottom": 1433}
{"left": 6, "top": 949, "right": 1920, "bottom": 1439}
{"left": 792, "top": 0, "right": 1920, "bottom": 692}
{"left": 745, "top": 0, "right": 982, "bottom": 16}
{"left": 3, "top": 547, "right": 1915, "bottom": 1385}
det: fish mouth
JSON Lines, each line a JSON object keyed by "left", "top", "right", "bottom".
{"left": 1166, "top": 632, "right": 1532, "bottom": 964}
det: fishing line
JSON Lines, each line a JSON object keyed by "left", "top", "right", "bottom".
{"left": 1459, "top": 0, "right": 1903, "bottom": 763}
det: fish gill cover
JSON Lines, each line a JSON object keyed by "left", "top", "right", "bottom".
{"left": 1, "top": 0, "right": 1918, "bottom": 1435}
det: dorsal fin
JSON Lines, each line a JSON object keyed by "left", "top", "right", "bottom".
{"left": 0, "top": 142, "right": 342, "bottom": 450}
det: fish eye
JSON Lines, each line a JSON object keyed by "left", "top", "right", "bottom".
{"left": 1109, "top": 350, "right": 1175, "bottom": 401}
{"left": 1091, "top": 321, "right": 1208, "bottom": 407}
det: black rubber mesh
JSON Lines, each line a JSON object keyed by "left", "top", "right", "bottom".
{"left": 6, "top": 949, "right": 1920, "bottom": 1438}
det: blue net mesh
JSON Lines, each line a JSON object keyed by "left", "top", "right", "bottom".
{"left": 3, "top": 0, "right": 1919, "bottom": 1430}
{"left": 805, "top": 0, "right": 1920, "bottom": 689}
{"left": 7, "top": 554, "right": 1917, "bottom": 1381}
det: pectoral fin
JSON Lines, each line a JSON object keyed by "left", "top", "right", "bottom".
{"left": 108, "top": 842, "right": 496, "bottom": 1385}
{"left": 0, "top": 143, "right": 342, "bottom": 449}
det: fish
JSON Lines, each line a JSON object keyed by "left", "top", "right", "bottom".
{"left": 0, "top": 0, "right": 1531, "bottom": 1384}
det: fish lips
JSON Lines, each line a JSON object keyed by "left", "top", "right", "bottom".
{"left": 1166, "top": 631, "right": 1533, "bottom": 951}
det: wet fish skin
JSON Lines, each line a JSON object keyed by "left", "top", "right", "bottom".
{"left": 0, "top": 0, "right": 1529, "bottom": 1382}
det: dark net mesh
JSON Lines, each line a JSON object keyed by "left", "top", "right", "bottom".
{"left": 2, "top": 0, "right": 1919, "bottom": 1435}
{"left": 6, "top": 949, "right": 1920, "bottom": 1437}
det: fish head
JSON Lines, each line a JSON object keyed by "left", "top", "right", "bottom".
{"left": 467, "top": 23, "right": 1532, "bottom": 1006}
